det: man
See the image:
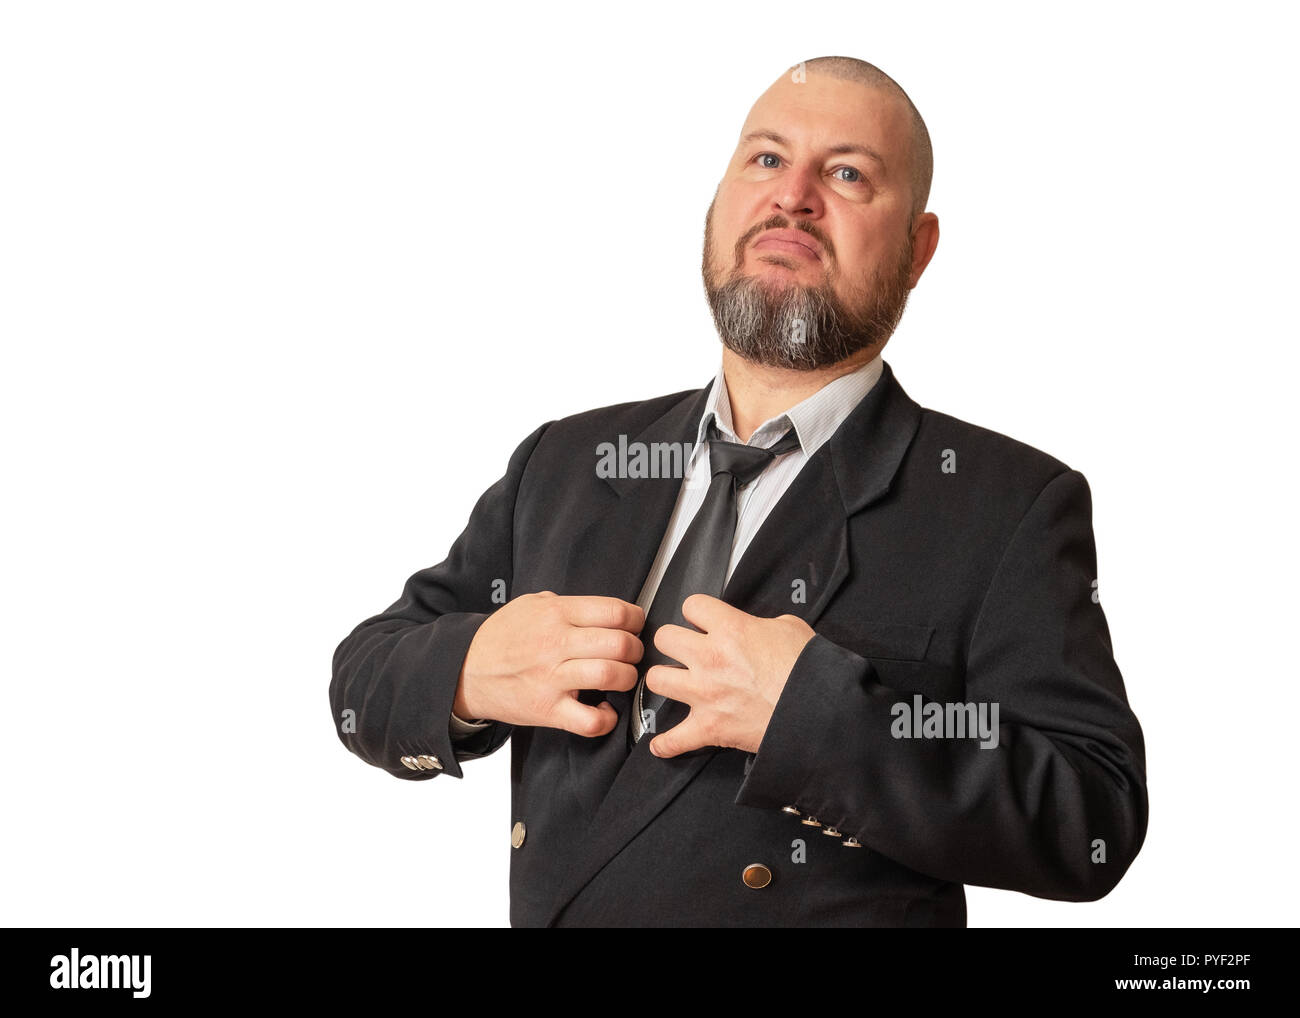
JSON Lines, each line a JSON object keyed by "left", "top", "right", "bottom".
{"left": 330, "top": 56, "right": 1148, "bottom": 927}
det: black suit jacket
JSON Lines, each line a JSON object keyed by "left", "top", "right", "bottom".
{"left": 330, "top": 360, "right": 1148, "bottom": 927}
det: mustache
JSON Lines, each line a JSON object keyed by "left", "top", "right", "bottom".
{"left": 733, "top": 216, "right": 833, "bottom": 267}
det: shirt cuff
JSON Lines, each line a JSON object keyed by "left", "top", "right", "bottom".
{"left": 449, "top": 710, "right": 491, "bottom": 737}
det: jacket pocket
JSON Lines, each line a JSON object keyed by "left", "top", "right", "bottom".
{"left": 817, "top": 619, "right": 934, "bottom": 662}
{"left": 817, "top": 619, "right": 963, "bottom": 701}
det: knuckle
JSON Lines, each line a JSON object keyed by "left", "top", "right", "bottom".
{"left": 540, "top": 625, "right": 567, "bottom": 659}
{"left": 594, "top": 659, "right": 619, "bottom": 686}
{"left": 584, "top": 598, "right": 613, "bottom": 630}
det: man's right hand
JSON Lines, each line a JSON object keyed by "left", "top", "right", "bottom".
{"left": 453, "top": 591, "right": 645, "bottom": 737}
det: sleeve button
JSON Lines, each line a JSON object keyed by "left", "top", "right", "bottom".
{"left": 742, "top": 863, "right": 773, "bottom": 889}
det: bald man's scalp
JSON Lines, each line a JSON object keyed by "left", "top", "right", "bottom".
{"left": 793, "top": 56, "right": 933, "bottom": 222}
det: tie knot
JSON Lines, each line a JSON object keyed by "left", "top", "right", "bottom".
{"left": 707, "top": 423, "right": 801, "bottom": 488}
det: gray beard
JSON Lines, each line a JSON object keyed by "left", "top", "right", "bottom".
{"left": 702, "top": 233, "right": 915, "bottom": 371}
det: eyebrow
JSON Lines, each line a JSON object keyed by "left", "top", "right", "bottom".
{"left": 741, "top": 129, "right": 888, "bottom": 176}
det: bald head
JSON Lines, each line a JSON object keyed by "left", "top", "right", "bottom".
{"left": 790, "top": 56, "right": 933, "bottom": 222}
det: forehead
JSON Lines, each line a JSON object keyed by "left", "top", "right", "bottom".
{"left": 736, "top": 75, "right": 908, "bottom": 171}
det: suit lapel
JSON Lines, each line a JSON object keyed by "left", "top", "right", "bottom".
{"left": 546, "top": 359, "right": 922, "bottom": 926}
{"left": 560, "top": 380, "right": 715, "bottom": 821}
{"left": 722, "top": 358, "right": 923, "bottom": 615}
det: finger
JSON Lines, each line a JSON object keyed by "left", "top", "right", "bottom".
{"left": 563, "top": 626, "right": 643, "bottom": 664}
{"left": 550, "top": 695, "right": 619, "bottom": 738}
{"left": 559, "top": 596, "right": 646, "bottom": 634}
{"left": 680, "top": 593, "right": 744, "bottom": 632}
{"left": 649, "top": 712, "right": 709, "bottom": 758}
{"left": 557, "top": 658, "right": 639, "bottom": 692}
{"left": 653, "top": 623, "right": 708, "bottom": 666}
{"left": 644, "top": 663, "right": 691, "bottom": 703}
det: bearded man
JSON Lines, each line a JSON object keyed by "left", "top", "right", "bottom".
{"left": 330, "top": 55, "right": 1148, "bottom": 928}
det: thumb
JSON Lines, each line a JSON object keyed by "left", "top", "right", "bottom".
{"left": 649, "top": 715, "right": 701, "bottom": 758}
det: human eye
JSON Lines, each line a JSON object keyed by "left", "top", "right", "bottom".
{"left": 832, "top": 165, "right": 868, "bottom": 185}
{"left": 753, "top": 152, "right": 782, "bottom": 169}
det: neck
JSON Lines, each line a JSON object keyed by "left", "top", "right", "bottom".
{"left": 720, "top": 346, "right": 880, "bottom": 442}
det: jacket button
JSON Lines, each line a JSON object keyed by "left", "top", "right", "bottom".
{"left": 399, "top": 756, "right": 420, "bottom": 770}
{"left": 511, "top": 821, "right": 527, "bottom": 849}
{"left": 742, "top": 863, "right": 772, "bottom": 889}
{"left": 843, "top": 837, "right": 863, "bottom": 848}
{"left": 800, "top": 815, "right": 822, "bottom": 827}
{"left": 781, "top": 805, "right": 801, "bottom": 817}
{"left": 416, "top": 754, "right": 442, "bottom": 770}
{"left": 822, "top": 826, "right": 843, "bottom": 837}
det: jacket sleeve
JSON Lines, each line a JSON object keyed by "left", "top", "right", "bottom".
{"left": 734, "top": 468, "right": 1149, "bottom": 901}
{"left": 329, "top": 421, "right": 551, "bottom": 780}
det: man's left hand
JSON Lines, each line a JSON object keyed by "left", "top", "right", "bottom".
{"left": 647, "top": 594, "right": 815, "bottom": 757}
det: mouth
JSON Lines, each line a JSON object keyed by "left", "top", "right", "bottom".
{"left": 751, "top": 229, "right": 822, "bottom": 262}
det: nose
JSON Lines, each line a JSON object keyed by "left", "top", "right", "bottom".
{"left": 771, "top": 163, "right": 824, "bottom": 219}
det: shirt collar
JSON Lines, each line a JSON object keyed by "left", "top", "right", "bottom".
{"left": 693, "top": 353, "right": 885, "bottom": 458}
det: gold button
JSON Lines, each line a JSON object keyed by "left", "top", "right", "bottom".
{"left": 781, "top": 805, "right": 801, "bottom": 816}
{"left": 800, "top": 815, "right": 822, "bottom": 827}
{"left": 742, "top": 863, "right": 772, "bottom": 889}
{"left": 416, "top": 754, "right": 442, "bottom": 770}
{"left": 822, "top": 826, "right": 843, "bottom": 837}
{"left": 511, "top": 821, "right": 526, "bottom": 849}
{"left": 399, "top": 756, "right": 420, "bottom": 770}
{"left": 843, "top": 836, "right": 863, "bottom": 848}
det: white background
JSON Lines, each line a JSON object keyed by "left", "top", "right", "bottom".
{"left": 2, "top": 0, "right": 1296, "bottom": 928}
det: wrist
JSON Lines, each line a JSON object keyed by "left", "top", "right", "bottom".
{"left": 454, "top": 658, "right": 489, "bottom": 722}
